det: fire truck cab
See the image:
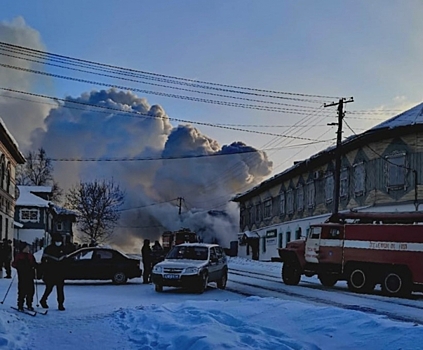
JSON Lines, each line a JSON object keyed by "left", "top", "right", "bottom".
{"left": 278, "top": 212, "right": 423, "bottom": 297}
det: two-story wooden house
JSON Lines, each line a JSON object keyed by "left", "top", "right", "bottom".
{"left": 14, "top": 186, "right": 77, "bottom": 251}
{"left": 0, "top": 119, "right": 25, "bottom": 242}
{"left": 232, "top": 102, "right": 423, "bottom": 261}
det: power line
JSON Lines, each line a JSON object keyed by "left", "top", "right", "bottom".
{"left": 0, "top": 87, "right": 335, "bottom": 142}
{"left": 0, "top": 41, "right": 341, "bottom": 101}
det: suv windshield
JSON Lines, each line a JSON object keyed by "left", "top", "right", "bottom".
{"left": 167, "top": 246, "right": 209, "bottom": 260}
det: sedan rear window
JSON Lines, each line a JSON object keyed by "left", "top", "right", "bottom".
{"left": 167, "top": 246, "right": 209, "bottom": 260}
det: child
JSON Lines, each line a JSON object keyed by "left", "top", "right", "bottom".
{"left": 12, "top": 242, "right": 37, "bottom": 311}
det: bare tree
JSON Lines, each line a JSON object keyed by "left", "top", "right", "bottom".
{"left": 65, "top": 179, "right": 125, "bottom": 244}
{"left": 16, "top": 148, "right": 63, "bottom": 202}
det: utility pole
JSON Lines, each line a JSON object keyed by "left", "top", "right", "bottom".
{"left": 324, "top": 97, "right": 354, "bottom": 214}
{"left": 177, "top": 197, "right": 184, "bottom": 215}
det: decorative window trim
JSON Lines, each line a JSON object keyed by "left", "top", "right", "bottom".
{"left": 280, "top": 192, "right": 285, "bottom": 216}
{"left": 296, "top": 185, "right": 304, "bottom": 212}
{"left": 20, "top": 209, "right": 40, "bottom": 223}
{"left": 325, "top": 173, "right": 334, "bottom": 203}
{"left": 353, "top": 162, "right": 365, "bottom": 197}
{"left": 385, "top": 152, "right": 407, "bottom": 191}
{"left": 306, "top": 181, "right": 315, "bottom": 208}
{"left": 264, "top": 198, "right": 272, "bottom": 219}
{"left": 255, "top": 203, "right": 262, "bottom": 223}
{"left": 286, "top": 189, "right": 294, "bottom": 214}
{"left": 340, "top": 168, "right": 349, "bottom": 199}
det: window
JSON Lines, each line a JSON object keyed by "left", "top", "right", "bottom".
{"left": 353, "top": 162, "right": 365, "bottom": 196}
{"left": 20, "top": 209, "right": 40, "bottom": 223}
{"left": 329, "top": 228, "right": 340, "bottom": 239}
{"left": 286, "top": 190, "right": 294, "bottom": 214}
{"left": 386, "top": 153, "right": 406, "bottom": 189}
{"left": 306, "top": 182, "right": 315, "bottom": 208}
{"left": 248, "top": 206, "right": 253, "bottom": 225}
{"left": 255, "top": 204, "right": 261, "bottom": 222}
{"left": 74, "top": 250, "right": 93, "bottom": 260}
{"left": 280, "top": 192, "right": 285, "bottom": 215}
{"left": 309, "top": 226, "right": 322, "bottom": 239}
{"left": 325, "top": 173, "right": 334, "bottom": 203}
{"left": 57, "top": 222, "right": 63, "bottom": 231}
{"left": 264, "top": 199, "right": 272, "bottom": 218}
{"left": 95, "top": 250, "right": 114, "bottom": 260}
{"left": 340, "top": 168, "right": 349, "bottom": 198}
{"left": 297, "top": 185, "right": 304, "bottom": 211}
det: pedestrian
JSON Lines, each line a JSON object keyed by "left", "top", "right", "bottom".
{"left": 40, "top": 233, "right": 67, "bottom": 311}
{"left": 151, "top": 240, "right": 164, "bottom": 267}
{"left": 12, "top": 242, "right": 37, "bottom": 311}
{"left": 141, "top": 239, "right": 152, "bottom": 284}
{"left": 2, "top": 238, "right": 12, "bottom": 278}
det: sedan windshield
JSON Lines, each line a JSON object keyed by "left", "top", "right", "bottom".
{"left": 167, "top": 246, "right": 209, "bottom": 260}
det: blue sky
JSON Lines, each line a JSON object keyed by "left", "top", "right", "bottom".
{"left": 1, "top": 0, "right": 423, "bottom": 173}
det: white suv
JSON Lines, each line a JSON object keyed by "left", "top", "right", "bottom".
{"left": 151, "top": 243, "right": 228, "bottom": 293}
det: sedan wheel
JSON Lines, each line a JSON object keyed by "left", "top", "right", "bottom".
{"left": 112, "top": 271, "right": 127, "bottom": 285}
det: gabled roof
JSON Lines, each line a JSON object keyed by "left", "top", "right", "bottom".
{"left": 0, "top": 117, "right": 25, "bottom": 163}
{"left": 369, "top": 102, "right": 423, "bottom": 131}
{"left": 16, "top": 186, "right": 51, "bottom": 207}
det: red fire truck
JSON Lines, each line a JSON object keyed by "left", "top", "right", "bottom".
{"left": 161, "top": 228, "right": 198, "bottom": 252}
{"left": 278, "top": 212, "right": 423, "bottom": 297}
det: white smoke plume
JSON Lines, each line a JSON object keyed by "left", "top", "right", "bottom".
{"left": 29, "top": 89, "right": 273, "bottom": 252}
{"left": 0, "top": 17, "right": 52, "bottom": 149}
{"left": 0, "top": 18, "right": 273, "bottom": 252}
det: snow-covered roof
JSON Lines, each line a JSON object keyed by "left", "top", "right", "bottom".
{"left": 234, "top": 102, "right": 423, "bottom": 201}
{"left": 370, "top": 102, "right": 423, "bottom": 131}
{"left": 16, "top": 186, "right": 51, "bottom": 207}
{"left": 21, "top": 185, "right": 52, "bottom": 193}
{"left": 0, "top": 117, "right": 25, "bottom": 163}
{"left": 51, "top": 204, "right": 78, "bottom": 217}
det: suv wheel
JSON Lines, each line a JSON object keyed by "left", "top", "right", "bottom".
{"left": 112, "top": 271, "right": 127, "bottom": 285}
{"left": 217, "top": 271, "right": 227, "bottom": 289}
{"left": 155, "top": 284, "right": 163, "bottom": 292}
{"left": 197, "top": 272, "right": 209, "bottom": 294}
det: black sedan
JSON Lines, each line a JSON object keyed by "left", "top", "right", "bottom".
{"left": 38, "top": 247, "right": 142, "bottom": 284}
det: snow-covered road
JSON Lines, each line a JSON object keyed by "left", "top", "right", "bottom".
{"left": 1, "top": 257, "right": 423, "bottom": 349}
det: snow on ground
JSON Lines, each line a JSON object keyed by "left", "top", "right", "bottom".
{"left": 0, "top": 257, "right": 422, "bottom": 349}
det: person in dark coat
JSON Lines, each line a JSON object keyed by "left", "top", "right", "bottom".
{"left": 40, "top": 233, "right": 67, "bottom": 311}
{"left": 2, "top": 239, "right": 12, "bottom": 278}
{"left": 12, "top": 242, "right": 37, "bottom": 311}
{"left": 151, "top": 240, "right": 164, "bottom": 267}
{"left": 141, "top": 239, "right": 152, "bottom": 284}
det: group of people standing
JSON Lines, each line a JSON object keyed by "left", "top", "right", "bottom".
{"left": 141, "top": 239, "right": 165, "bottom": 284}
{"left": 9, "top": 233, "right": 68, "bottom": 312}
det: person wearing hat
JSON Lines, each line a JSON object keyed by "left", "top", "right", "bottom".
{"left": 40, "top": 233, "right": 67, "bottom": 311}
{"left": 2, "top": 238, "right": 12, "bottom": 278}
{"left": 12, "top": 242, "right": 37, "bottom": 311}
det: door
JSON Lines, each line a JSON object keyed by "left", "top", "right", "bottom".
{"left": 305, "top": 226, "right": 322, "bottom": 263}
{"left": 208, "top": 247, "right": 220, "bottom": 281}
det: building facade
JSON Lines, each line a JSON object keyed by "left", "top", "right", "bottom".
{"left": 14, "top": 186, "right": 77, "bottom": 251}
{"left": 0, "top": 119, "right": 25, "bottom": 241}
{"left": 233, "top": 103, "right": 423, "bottom": 261}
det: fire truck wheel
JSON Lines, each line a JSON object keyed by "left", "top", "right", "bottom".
{"left": 347, "top": 267, "right": 374, "bottom": 293}
{"left": 318, "top": 274, "right": 338, "bottom": 287}
{"left": 282, "top": 262, "right": 301, "bottom": 285}
{"left": 382, "top": 271, "right": 410, "bottom": 297}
